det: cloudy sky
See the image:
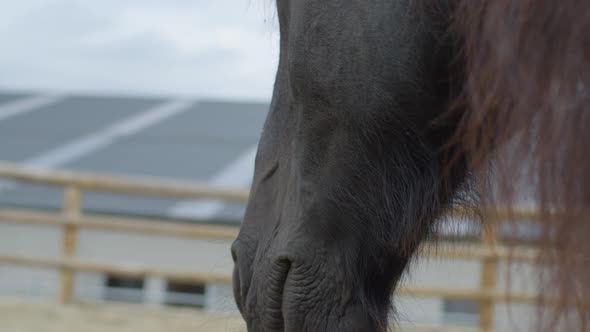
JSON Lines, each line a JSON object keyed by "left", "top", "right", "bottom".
{"left": 0, "top": 1, "right": 279, "bottom": 101}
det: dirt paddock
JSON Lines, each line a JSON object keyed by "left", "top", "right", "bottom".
{"left": 0, "top": 299, "right": 481, "bottom": 332}
{"left": 0, "top": 299, "right": 245, "bottom": 332}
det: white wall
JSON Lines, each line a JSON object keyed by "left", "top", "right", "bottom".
{"left": 0, "top": 221, "right": 237, "bottom": 311}
{"left": 0, "top": 221, "right": 543, "bottom": 329}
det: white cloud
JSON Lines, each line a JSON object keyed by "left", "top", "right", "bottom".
{"left": 0, "top": 1, "right": 279, "bottom": 101}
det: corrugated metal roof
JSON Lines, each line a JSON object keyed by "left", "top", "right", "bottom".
{"left": 0, "top": 91, "right": 269, "bottom": 224}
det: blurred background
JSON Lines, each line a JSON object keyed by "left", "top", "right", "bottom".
{"left": 0, "top": 2, "right": 541, "bottom": 332}
{"left": 0, "top": 2, "right": 274, "bottom": 331}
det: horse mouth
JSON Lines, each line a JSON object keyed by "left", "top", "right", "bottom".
{"left": 265, "top": 258, "right": 292, "bottom": 330}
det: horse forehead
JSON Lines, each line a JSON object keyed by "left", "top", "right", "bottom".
{"left": 282, "top": 1, "right": 432, "bottom": 76}
{"left": 282, "top": 0, "right": 418, "bottom": 29}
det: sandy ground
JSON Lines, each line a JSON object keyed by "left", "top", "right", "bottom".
{"left": 0, "top": 299, "right": 483, "bottom": 332}
{"left": 0, "top": 299, "right": 246, "bottom": 332}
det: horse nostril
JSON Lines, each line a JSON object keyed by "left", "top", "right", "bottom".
{"left": 264, "top": 258, "right": 292, "bottom": 330}
{"left": 232, "top": 262, "right": 244, "bottom": 313}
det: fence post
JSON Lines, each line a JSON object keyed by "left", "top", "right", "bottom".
{"left": 59, "top": 185, "right": 81, "bottom": 304}
{"left": 479, "top": 219, "right": 498, "bottom": 331}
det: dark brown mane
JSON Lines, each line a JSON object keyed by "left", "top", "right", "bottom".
{"left": 452, "top": 1, "right": 590, "bottom": 329}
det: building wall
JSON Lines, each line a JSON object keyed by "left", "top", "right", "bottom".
{"left": 0, "top": 221, "right": 540, "bottom": 329}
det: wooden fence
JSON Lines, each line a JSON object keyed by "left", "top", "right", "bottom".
{"left": 0, "top": 162, "right": 543, "bottom": 331}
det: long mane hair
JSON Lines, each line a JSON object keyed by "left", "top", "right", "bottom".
{"left": 451, "top": 1, "right": 590, "bottom": 330}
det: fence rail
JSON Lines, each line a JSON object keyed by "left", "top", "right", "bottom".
{"left": 0, "top": 162, "right": 250, "bottom": 202}
{"left": 0, "top": 162, "right": 544, "bottom": 331}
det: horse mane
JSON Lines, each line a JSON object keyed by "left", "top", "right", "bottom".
{"left": 450, "top": 0, "right": 590, "bottom": 330}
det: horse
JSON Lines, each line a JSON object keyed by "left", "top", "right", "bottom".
{"left": 231, "top": 1, "right": 590, "bottom": 331}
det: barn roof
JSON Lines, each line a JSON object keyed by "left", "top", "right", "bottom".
{"left": 0, "top": 91, "right": 269, "bottom": 224}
